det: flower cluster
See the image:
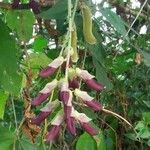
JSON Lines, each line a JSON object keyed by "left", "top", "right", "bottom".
{"left": 31, "top": 56, "right": 104, "bottom": 142}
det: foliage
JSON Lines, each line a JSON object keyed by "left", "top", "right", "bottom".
{"left": 0, "top": 0, "right": 149, "bottom": 150}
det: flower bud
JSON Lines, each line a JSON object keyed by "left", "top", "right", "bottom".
{"left": 31, "top": 79, "right": 58, "bottom": 106}
{"left": 58, "top": 79, "right": 70, "bottom": 105}
{"left": 81, "top": 122, "right": 98, "bottom": 135}
{"left": 63, "top": 90, "right": 73, "bottom": 118}
{"left": 74, "top": 89, "right": 102, "bottom": 111}
{"left": 71, "top": 109, "right": 98, "bottom": 135}
{"left": 69, "top": 78, "right": 79, "bottom": 89}
{"left": 46, "top": 111, "right": 64, "bottom": 142}
{"left": 39, "top": 57, "right": 64, "bottom": 78}
{"left": 76, "top": 68, "right": 104, "bottom": 91}
{"left": 46, "top": 125, "right": 61, "bottom": 142}
{"left": 66, "top": 117, "right": 76, "bottom": 135}
{"left": 31, "top": 101, "right": 59, "bottom": 125}
{"left": 31, "top": 111, "right": 50, "bottom": 126}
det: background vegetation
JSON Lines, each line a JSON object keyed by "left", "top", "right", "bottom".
{"left": 0, "top": 0, "right": 150, "bottom": 149}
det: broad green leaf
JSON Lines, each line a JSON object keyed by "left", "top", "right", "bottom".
{"left": 93, "top": 57, "right": 113, "bottom": 91}
{"left": 76, "top": 132, "right": 97, "bottom": 150}
{"left": 97, "top": 131, "right": 106, "bottom": 150}
{"left": 24, "top": 53, "right": 51, "bottom": 69}
{"left": 139, "top": 129, "right": 150, "bottom": 139}
{"left": 142, "top": 51, "right": 150, "bottom": 67}
{"left": 23, "top": 53, "right": 51, "bottom": 78}
{"left": 0, "top": 90, "right": 9, "bottom": 119}
{"left": 0, "top": 127, "right": 14, "bottom": 150}
{"left": 99, "top": 8, "right": 127, "bottom": 37}
{"left": 0, "top": 19, "right": 22, "bottom": 95}
{"left": 20, "top": 139, "right": 37, "bottom": 150}
{"left": 33, "top": 36, "right": 48, "bottom": 52}
{"left": 39, "top": 0, "right": 68, "bottom": 19}
{"left": 6, "top": 10, "right": 35, "bottom": 41}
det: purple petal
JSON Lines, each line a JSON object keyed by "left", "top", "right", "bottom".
{"left": 39, "top": 66, "right": 56, "bottom": 78}
{"left": 31, "top": 111, "right": 51, "bottom": 126}
{"left": 31, "top": 93, "right": 50, "bottom": 106}
{"left": 46, "top": 125, "right": 60, "bottom": 141}
{"left": 84, "top": 100, "right": 102, "bottom": 111}
{"left": 29, "top": 0, "right": 41, "bottom": 14}
{"left": 69, "top": 78, "right": 79, "bottom": 89}
{"left": 58, "top": 91, "right": 69, "bottom": 105}
{"left": 64, "top": 106, "right": 72, "bottom": 119}
{"left": 11, "top": 0, "right": 20, "bottom": 8}
{"left": 66, "top": 117, "right": 76, "bottom": 135}
{"left": 81, "top": 122, "right": 98, "bottom": 136}
{"left": 84, "top": 79, "right": 104, "bottom": 92}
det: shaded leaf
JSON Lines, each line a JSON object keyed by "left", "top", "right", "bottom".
{"left": 39, "top": 0, "right": 68, "bottom": 19}
{"left": 0, "top": 19, "right": 22, "bottom": 95}
{"left": 93, "top": 57, "right": 113, "bottom": 91}
{"left": 99, "top": 8, "right": 127, "bottom": 37}
{"left": 0, "top": 127, "right": 14, "bottom": 150}
{"left": 6, "top": 10, "right": 35, "bottom": 41}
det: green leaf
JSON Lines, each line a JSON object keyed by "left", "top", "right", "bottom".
{"left": 24, "top": 53, "right": 51, "bottom": 69}
{"left": 0, "top": 19, "right": 22, "bottom": 95}
{"left": 99, "top": 8, "right": 127, "bottom": 37}
{"left": 33, "top": 36, "right": 48, "bottom": 52}
{"left": 142, "top": 112, "right": 150, "bottom": 123}
{"left": 107, "top": 52, "right": 135, "bottom": 75}
{"left": 142, "top": 51, "right": 150, "bottom": 67}
{"left": 93, "top": 57, "right": 113, "bottom": 91}
{"left": 139, "top": 129, "right": 150, "bottom": 139}
{"left": 97, "top": 131, "right": 106, "bottom": 150}
{"left": 0, "top": 90, "right": 9, "bottom": 119}
{"left": 76, "top": 132, "right": 97, "bottom": 150}
{"left": 6, "top": 10, "right": 35, "bottom": 41}
{"left": 39, "top": 0, "right": 68, "bottom": 19}
{"left": 0, "top": 127, "right": 14, "bottom": 150}
{"left": 20, "top": 139, "right": 37, "bottom": 150}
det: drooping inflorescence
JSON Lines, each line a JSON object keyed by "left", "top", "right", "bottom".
{"left": 30, "top": 1, "right": 104, "bottom": 142}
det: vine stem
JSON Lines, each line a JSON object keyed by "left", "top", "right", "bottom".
{"left": 11, "top": 96, "right": 18, "bottom": 130}
{"left": 65, "top": 0, "right": 72, "bottom": 80}
{"left": 102, "top": 108, "right": 133, "bottom": 127}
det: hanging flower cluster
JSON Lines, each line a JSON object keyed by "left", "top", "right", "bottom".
{"left": 31, "top": 56, "right": 105, "bottom": 142}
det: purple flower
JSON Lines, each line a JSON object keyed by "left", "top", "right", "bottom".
{"left": 76, "top": 68, "right": 104, "bottom": 92}
{"left": 64, "top": 105, "right": 72, "bottom": 119}
{"left": 31, "top": 101, "right": 59, "bottom": 125}
{"left": 46, "top": 111, "right": 64, "bottom": 142}
{"left": 46, "top": 125, "right": 61, "bottom": 141}
{"left": 39, "top": 57, "right": 64, "bottom": 78}
{"left": 39, "top": 66, "right": 56, "bottom": 78}
{"left": 74, "top": 89, "right": 102, "bottom": 111}
{"left": 84, "top": 79, "right": 104, "bottom": 92}
{"left": 31, "top": 111, "right": 50, "bottom": 126}
{"left": 84, "top": 100, "right": 102, "bottom": 111}
{"left": 69, "top": 78, "right": 79, "bottom": 89}
{"left": 58, "top": 79, "right": 71, "bottom": 105}
{"left": 71, "top": 109, "right": 98, "bottom": 136}
{"left": 59, "top": 91, "right": 70, "bottom": 105}
{"left": 31, "top": 79, "right": 58, "bottom": 106}
{"left": 66, "top": 117, "right": 76, "bottom": 135}
{"left": 81, "top": 122, "right": 98, "bottom": 136}
{"left": 31, "top": 93, "right": 50, "bottom": 106}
